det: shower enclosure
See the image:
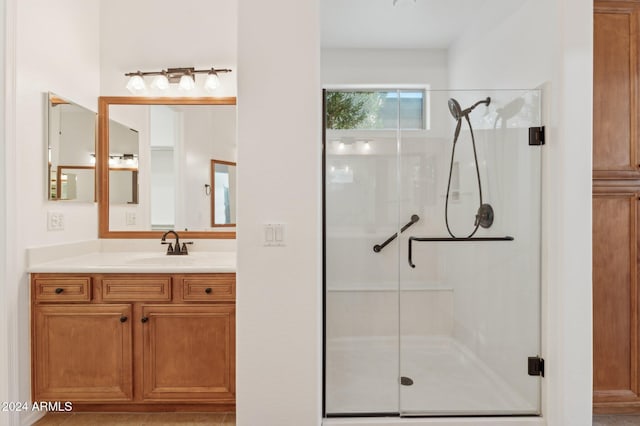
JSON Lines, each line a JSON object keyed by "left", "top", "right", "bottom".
{"left": 324, "top": 88, "right": 542, "bottom": 417}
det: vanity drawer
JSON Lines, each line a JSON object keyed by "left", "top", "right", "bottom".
{"left": 100, "top": 275, "right": 171, "bottom": 302}
{"left": 34, "top": 277, "right": 92, "bottom": 302}
{"left": 180, "top": 274, "right": 235, "bottom": 302}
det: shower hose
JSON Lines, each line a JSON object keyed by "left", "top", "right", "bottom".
{"left": 444, "top": 114, "right": 491, "bottom": 238}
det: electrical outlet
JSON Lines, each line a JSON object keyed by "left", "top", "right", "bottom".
{"left": 47, "top": 212, "right": 65, "bottom": 231}
{"left": 126, "top": 212, "right": 136, "bottom": 225}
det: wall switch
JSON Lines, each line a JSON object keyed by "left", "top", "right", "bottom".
{"left": 264, "top": 223, "right": 285, "bottom": 247}
{"left": 264, "top": 225, "right": 274, "bottom": 242}
{"left": 274, "top": 224, "right": 285, "bottom": 243}
{"left": 47, "top": 212, "right": 65, "bottom": 231}
{"left": 126, "top": 211, "right": 136, "bottom": 225}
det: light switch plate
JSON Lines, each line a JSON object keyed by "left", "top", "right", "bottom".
{"left": 264, "top": 223, "right": 285, "bottom": 247}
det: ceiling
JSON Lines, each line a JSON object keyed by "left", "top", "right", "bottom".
{"left": 321, "top": 0, "right": 528, "bottom": 49}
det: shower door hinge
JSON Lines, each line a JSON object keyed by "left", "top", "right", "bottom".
{"left": 528, "top": 356, "right": 545, "bottom": 377}
{"left": 529, "top": 126, "right": 545, "bottom": 146}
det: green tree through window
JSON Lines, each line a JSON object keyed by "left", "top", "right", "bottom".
{"left": 325, "top": 90, "right": 425, "bottom": 130}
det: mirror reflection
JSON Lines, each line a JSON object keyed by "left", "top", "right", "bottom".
{"left": 47, "top": 93, "right": 96, "bottom": 201}
{"left": 99, "top": 97, "right": 236, "bottom": 237}
{"left": 108, "top": 119, "right": 139, "bottom": 205}
{"left": 211, "top": 160, "right": 236, "bottom": 227}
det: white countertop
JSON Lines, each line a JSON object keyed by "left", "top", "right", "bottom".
{"left": 27, "top": 240, "right": 236, "bottom": 273}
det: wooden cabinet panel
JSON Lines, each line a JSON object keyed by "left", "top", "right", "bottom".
{"left": 34, "top": 276, "right": 91, "bottom": 302}
{"left": 100, "top": 275, "right": 171, "bottom": 302}
{"left": 32, "top": 304, "right": 133, "bottom": 401}
{"left": 141, "top": 305, "right": 235, "bottom": 402}
{"left": 594, "top": 3, "right": 640, "bottom": 178}
{"left": 30, "top": 273, "right": 235, "bottom": 411}
{"left": 179, "top": 274, "right": 235, "bottom": 302}
{"left": 593, "top": 192, "right": 639, "bottom": 404}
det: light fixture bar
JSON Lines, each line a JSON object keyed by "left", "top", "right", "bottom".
{"left": 124, "top": 67, "right": 232, "bottom": 78}
{"left": 124, "top": 67, "right": 232, "bottom": 93}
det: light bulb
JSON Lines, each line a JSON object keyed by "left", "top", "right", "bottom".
{"left": 151, "top": 74, "right": 169, "bottom": 91}
{"left": 126, "top": 74, "right": 146, "bottom": 94}
{"left": 179, "top": 74, "right": 195, "bottom": 91}
{"left": 204, "top": 72, "right": 220, "bottom": 92}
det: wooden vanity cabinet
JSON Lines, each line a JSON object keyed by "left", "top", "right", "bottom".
{"left": 31, "top": 273, "right": 235, "bottom": 412}
{"left": 32, "top": 303, "right": 133, "bottom": 402}
{"left": 141, "top": 304, "right": 235, "bottom": 401}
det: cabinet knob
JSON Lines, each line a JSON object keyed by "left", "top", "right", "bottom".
{"left": 205, "top": 287, "right": 212, "bottom": 294}
{"left": 141, "top": 316, "right": 149, "bottom": 323}
{"left": 120, "top": 316, "right": 128, "bottom": 323}
{"left": 55, "top": 288, "right": 64, "bottom": 294}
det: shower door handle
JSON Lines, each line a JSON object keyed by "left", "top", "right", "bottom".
{"left": 373, "top": 214, "right": 420, "bottom": 253}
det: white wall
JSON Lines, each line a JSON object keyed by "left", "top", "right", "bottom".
{"left": 16, "top": 0, "right": 100, "bottom": 242}
{"left": 236, "top": 0, "right": 321, "bottom": 424}
{"left": 99, "top": 0, "right": 237, "bottom": 97}
{"left": 0, "top": 0, "right": 10, "bottom": 423}
{"left": 322, "top": 48, "right": 448, "bottom": 88}
{"left": 4, "top": 1, "right": 101, "bottom": 425}
{"left": 448, "top": 0, "right": 593, "bottom": 424}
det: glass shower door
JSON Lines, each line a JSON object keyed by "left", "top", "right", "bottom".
{"left": 398, "top": 89, "right": 542, "bottom": 416}
{"left": 324, "top": 90, "right": 402, "bottom": 415}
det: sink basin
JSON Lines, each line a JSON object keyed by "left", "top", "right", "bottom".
{"left": 124, "top": 251, "right": 235, "bottom": 266}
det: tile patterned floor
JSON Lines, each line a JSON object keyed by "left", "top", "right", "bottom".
{"left": 593, "top": 416, "right": 640, "bottom": 426}
{"left": 32, "top": 412, "right": 235, "bottom": 425}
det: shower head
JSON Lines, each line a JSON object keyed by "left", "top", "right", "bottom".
{"left": 448, "top": 98, "right": 463, "bottom": 120}
{"left": 448, "top": 97, "right": 491, "bottom": 121}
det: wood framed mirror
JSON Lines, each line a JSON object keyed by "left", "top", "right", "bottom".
{"left": 98, "top": 97, "right": 237, "bottom": 238}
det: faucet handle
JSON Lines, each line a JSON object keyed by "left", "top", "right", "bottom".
{"left": 161, "top": 241, "right": 174, "bottom": 254}
{"left": 181, "top": 241, "right": 193, "bottom": 254}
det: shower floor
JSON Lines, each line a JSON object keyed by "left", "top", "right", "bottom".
{"left": 326, "top": 335, "right": 537, "bottom": 416}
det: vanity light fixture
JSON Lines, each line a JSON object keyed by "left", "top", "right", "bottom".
{"left": 108, "top": 153, "right": 138, "bottom": 168}
{"left": 125, "top": 72, "right": 146, "bottom": 94}
{"left": 124, "top": 67, "right": 232, "bottom": 94}
{"left": 151, "top": 73, "right": 170, "bottom": 91}
{"left": 179, "top": 71, "right": 196, "bottom": 91}
{"left": 204, "top": 71, "right": 221, "bottom": 92}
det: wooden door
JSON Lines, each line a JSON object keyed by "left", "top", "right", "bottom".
{"left": 593, "top": 189, "right": 640, "bottom": 409}
{"left": 141, "top": 304, "right": 235, "bottom": 402}
{"left": 594, "top": 2, "right": 640, "bottom": 178}
{"left": 32, "top": 304, "right": 133, "bottom": 401}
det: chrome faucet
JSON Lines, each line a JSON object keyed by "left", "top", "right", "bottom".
{"left": 161, "top": 230, "right": 193, "bottom": 255}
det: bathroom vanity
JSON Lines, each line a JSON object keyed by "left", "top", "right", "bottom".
{"left": 28, "top": 243, "right": 236, "bottom": 412}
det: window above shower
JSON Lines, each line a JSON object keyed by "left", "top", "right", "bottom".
{"left": 325, "top": 89, "right": 427, "bottom": 130}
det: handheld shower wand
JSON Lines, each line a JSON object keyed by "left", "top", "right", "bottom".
{"left": 445, "top": 97, "right": 493, "bottom": 238}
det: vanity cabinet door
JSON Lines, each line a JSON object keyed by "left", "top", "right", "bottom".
{"left": 32, "top": 304, "right": 133, "bottom": 402}
{"left": 140, "top": 304, "right": 235, "bottom": 402}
